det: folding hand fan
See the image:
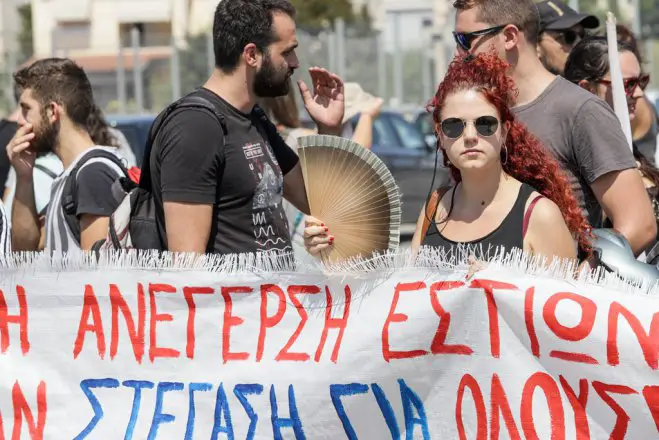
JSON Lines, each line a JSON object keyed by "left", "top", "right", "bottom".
{"left": 296, "top": 135, "right": 401, "bottom": 263}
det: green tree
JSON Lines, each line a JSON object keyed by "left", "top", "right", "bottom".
{"left": 17, "top": 3, "right": 34, "bottom": 63}
{"left": 289, "top": 0, "right": 355, "bottom": 30}
{"left": 178, "top": 32, "right": 212, "bottom": 94}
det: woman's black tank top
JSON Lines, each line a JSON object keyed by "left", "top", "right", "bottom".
{"left": 422, "top": 183, "right": 537, "bottom": 259}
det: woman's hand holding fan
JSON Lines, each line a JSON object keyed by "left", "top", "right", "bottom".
{"left": 304, "top": 216, "right": 334, "bottom": 256}
{"left": 296, "top": 135, "right": 401, "bottom": 263}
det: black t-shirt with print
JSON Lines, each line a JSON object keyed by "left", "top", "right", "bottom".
{"left": 150, "top": 88, "right": 299, "bottom": 254}
{"left": 0, "top": 119, "right": 17, "bottom": 187}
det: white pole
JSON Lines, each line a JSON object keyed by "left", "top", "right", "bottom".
{"left": 569, "top": 0, "right": 579, "bottom": 12}
{"left": 606, "top": 12, "right": 633, "bottom": 150}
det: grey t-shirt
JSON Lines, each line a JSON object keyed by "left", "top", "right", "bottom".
{"left": 513, "top": 76, "right": 636, "bottom": 228}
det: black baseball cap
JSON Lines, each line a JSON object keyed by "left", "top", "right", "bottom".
{"left": 537, "top": 1, "right": 600, "bottom": 32}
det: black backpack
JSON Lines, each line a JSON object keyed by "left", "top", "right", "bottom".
{"left": 98, "top": 92, "right": 227, "bottom": 252}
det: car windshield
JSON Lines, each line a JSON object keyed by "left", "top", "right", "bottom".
{"left": 416, "top": 112, "right": 434, "bottom": 136}
{"left": 388, "top": 114, "right": 426, "bottom": 149}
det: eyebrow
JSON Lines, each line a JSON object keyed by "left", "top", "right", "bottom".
{"left": 284, "top": 41, "right": 298, "bottom": 52}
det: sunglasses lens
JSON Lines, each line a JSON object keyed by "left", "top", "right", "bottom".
{"left": 454, "top": 33, "right": 470, "bottom": 51}
{"left": 563, "top": 31, "right": 576, "bottom": 45}
{"left": 475, "top": 116, "right": 499, "bottom": 136}
{"left": 441, "top": 118, "right": 465, "bottom": 138}
{"left": 640, "top": 75, "right": 650, "bottom": 90}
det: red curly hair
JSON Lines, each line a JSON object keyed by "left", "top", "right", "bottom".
{"left": 428, "top": 52, "right": 592, "bottom": 253}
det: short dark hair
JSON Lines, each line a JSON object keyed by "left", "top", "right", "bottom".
{"left": 14, "top": 58, "right": 95, "bottom": 129}
{"left": 453, "top": 0, "right": 540, "bottom": 46}
{"left": 212, "top": 0, "right": 296, "bottom": 73}
{"left": 564, "top": 36, "right": 637, "bottom": 84}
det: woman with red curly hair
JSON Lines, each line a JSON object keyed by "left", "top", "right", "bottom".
{"left": 410, "top": 53, "right": 592, "bottom": 262}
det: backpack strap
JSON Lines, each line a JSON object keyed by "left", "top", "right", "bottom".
{"left": 62, "top": 149, "right": 129, "bottom": 243}
{"left": 34, "top": 163, "right": 60, "bottom": 180}
{"left": 139, "top": 90, "right": 228, "bottom": 192}
{"left": 421, "top": 186, "right": 451, "bottom": 239}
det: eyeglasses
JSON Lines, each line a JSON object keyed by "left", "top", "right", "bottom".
{"left": 598, "top": 74, "right": 650, "bottom": 96}
{"left": 440, "top": 116, "right": 500, "bottom": 139}
{"left": 547, "top": 29, "right": 585, "bottom": 46}
{"left": 452, "top": 25, "right": 506, "bottom": 52}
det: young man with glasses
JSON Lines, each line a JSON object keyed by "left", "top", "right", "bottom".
{"left": 536, "top": 0, "right": 600, "bottom": 75}
{"left": 451, "top": 0, "right": 657, "bottom": 258}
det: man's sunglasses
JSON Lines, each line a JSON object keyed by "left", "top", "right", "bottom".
{"left": 547, "top": 29, "right": 585, "bottom": 46}
{"left": 598, "top": 74, "right": 650, "bottom": 96}
{"left": 440, "top": 116, "right": 500, "bottom": 139}
{"left": 452, "top": 25, "right": 506, "bottom": 52}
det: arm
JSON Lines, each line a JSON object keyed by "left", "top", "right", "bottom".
{"left": 524, "top": 197, "right": 578, "bottom": 263}
{"left": 283, "top": 163, "right": 310, "bottom": 214}
{"left": 351, "top": 114, "right": 374, "bottom": 149}
{"left": 75, "top": 160, "right": 124, "bottom": 250}
{"left": 572, "top": 99, "right": 655, "bottom": 255}
{"left": 160, "top": 110, "right": 225, "bottom": 254}
{"left": 12, "top": 174, "right": 40, "bottom": 251}
{"left": 591, "top": 169, "right": 656, "bottom": 254}
{"left": 411, "top": 205, "right": 428, "bottom": 255}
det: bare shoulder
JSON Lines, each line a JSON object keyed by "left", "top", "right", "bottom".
{"left": 525, "top": 192, "right": 564, "bottom": 226}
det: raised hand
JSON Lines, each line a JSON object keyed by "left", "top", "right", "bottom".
{"left": 297, "top": 67, "right": 345, "bottom": 136}
{"left": 6, "top": 123, "right": 36, "bottom": 179}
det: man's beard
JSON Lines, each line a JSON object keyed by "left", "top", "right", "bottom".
{"left": 253, "top": 53, "right": 292, "bottom": 98}
{"left": 31, "top": 115, "right": 59, "bottom": 158}
{"left": 539, "top": 53, "right": 563, "bottom": 76}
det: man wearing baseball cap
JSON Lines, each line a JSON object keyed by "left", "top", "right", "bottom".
{"left": 536, "top": 1, "right": 600, "bottom": 75}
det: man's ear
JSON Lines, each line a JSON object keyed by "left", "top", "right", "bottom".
{"left": 46, "top": 102, "right": 62, "bottom": 124}
{"left": 243, "top": 43, "right": 260, "bottom": 68}
{"left": 502, "top": 24, "right": 520, "bottom": 51}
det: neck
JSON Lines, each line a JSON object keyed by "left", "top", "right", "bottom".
{"left": 54, "top": 124, "right": 96, "bottom": 168}
{"left": 203, "top": 68, "right": 254, "bottom": 113}
{"left": 459, "top": 164, "right": 507, "bottom": 207}
{"left": 510, "top": 50, "right": 556, "bottom": 106}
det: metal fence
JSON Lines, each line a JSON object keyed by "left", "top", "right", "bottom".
{"left": 1, "top": 16, "right": 659, "bottom": 118}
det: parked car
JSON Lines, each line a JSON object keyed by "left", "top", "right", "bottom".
{"left": 347, "top": 110, "right": 449, "bottom": 229}
{"left": 106, "top": 114, "right": 156, "bottom": 166}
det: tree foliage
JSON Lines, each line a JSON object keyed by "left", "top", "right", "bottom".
{"left": 289, "top": 0, "right": 355, "bottom": 30}
{"left": 17, "top": 3, "right": 34, "bottom": 63}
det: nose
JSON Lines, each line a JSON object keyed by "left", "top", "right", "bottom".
{"left": 455, "top": 45, "right": 467, "bottom": 57}
{"left": 463, "top": 121, "right": 478, "bottom": 143}
{"left": 17, "top": 113, "right": 27, "bottom": 126}
{"left": 289, "top": 52, "right": 300, "bottom": 71}
{"left": 632, "top": 83, "right": 644, "bottom": 99}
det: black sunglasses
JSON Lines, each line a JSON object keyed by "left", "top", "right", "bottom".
{"left": 546, "top": 28, "right": 585, "bottom": 46}
{"left": 452, "top": 25, "right": 506, "bottom": 52}
{"left": 440, "top": 116, "right": 500, "bottom": 139}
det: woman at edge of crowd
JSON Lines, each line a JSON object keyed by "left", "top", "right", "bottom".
{"left": 564, "top": 36, "right": 659, "bottom": 246}
{"left": 303, "top": 52, "right": 593, "bottom": 266}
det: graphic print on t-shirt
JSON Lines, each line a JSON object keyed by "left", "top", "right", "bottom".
{"left": 243, "top": 140, "right": 292, "bottom": 252}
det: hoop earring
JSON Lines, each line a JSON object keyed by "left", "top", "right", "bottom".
{"left": 501, "top": 144, "right": 508, "bottom": 166}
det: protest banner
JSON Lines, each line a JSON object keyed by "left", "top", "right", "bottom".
{"left": 0, "top": 249, "right": 658, "bottom": 439}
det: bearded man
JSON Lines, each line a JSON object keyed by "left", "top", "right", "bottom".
{"left": 8, "top": 58, "right": 128, "bottom": 253}
{"left": 144, "top": 0, "right": 344, "bottom": 255}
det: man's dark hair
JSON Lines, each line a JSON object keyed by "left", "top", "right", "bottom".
{"left": 212, "top": 0, "right": 296, "bottom": 73}
{"left": 453, "top": 0, "right": 540, "bottom": 46}
{"left": 14, "top": 58, "right": 95, "bottom": 129}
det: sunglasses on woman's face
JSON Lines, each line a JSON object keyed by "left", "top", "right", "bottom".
{"left": 452, "top": 25, "right": 506, "bottom": 52}
{"left": 598, "top": 74, "right": 650, "bottom": 96}
{"left": 440, "top": 116, "right": 500, "bottom": 139}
